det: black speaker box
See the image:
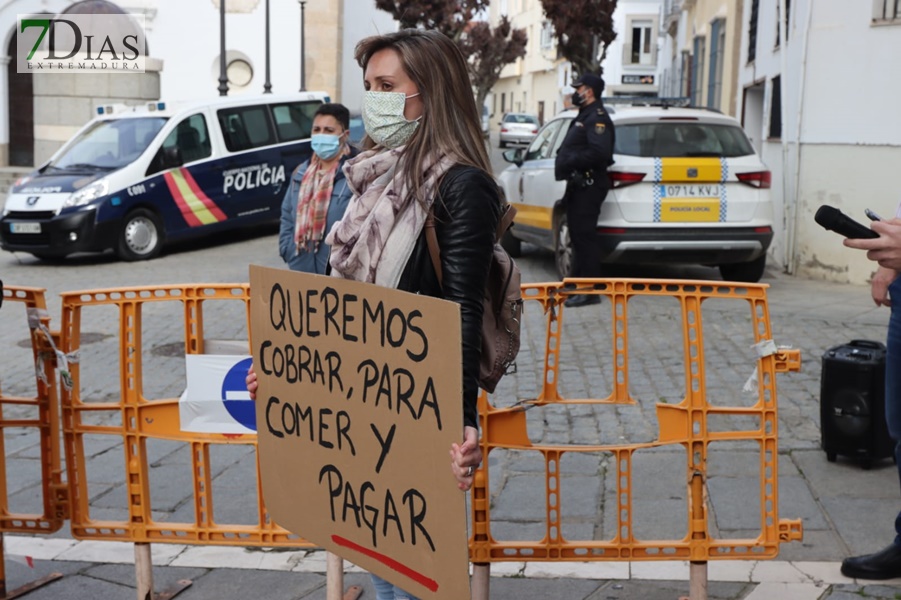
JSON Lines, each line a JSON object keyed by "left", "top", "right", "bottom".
{"left": 820, "top": 340, "right": 893, "bottom": 468}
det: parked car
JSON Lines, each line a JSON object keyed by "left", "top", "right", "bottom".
{"left": 481, "top": 104, "right": 490, "bottom": 139}
{"left": 0, "top": 92, "right": 329, "bottom": 261}
{"left": 498, "top": 112, "right": 539, "bottom": 148}
{"left": 497, "top": 105, "right": 773, "bottom": 282}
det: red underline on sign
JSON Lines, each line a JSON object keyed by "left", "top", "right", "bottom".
{"left": 331, "top": 534, "right": 439, "bottom": 593}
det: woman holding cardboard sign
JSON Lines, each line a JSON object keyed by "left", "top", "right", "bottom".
{"left": 247, "top": 29, "right": 500, "bottom": 600}
{"left": 329, "top": 28, "right": 498, "bottom": 492}
{"left": 329, "top": 29, "right": 499, "bottom": 600}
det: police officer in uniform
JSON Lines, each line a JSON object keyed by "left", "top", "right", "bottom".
{"left": 555, "top": 73, "right": 615, "bottom": 307}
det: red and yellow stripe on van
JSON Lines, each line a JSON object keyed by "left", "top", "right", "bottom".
{"left": 164, "top": 168, "right": 227, "bottom": 227}
{"left": 654, "top": 157, "right": 728, "bottom": 223}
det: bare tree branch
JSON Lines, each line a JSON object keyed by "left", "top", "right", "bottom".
{"left": 374, "top": 1, "right": 527, "bottom": 109}
{"left": 540, "top": 0, "right": 618, "bottom": 76}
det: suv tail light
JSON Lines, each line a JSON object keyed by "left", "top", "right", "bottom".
{"left": 610, "top": 172, "right": 646, "bottom": 188}
{"left": 736, "top": 171, "right": 771, "bottom": 189}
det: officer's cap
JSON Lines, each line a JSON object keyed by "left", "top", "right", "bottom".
{"left": 572, "top": 73, "right": 605, "bottom": 97}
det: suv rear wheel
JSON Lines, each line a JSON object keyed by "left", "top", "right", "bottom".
{"left": 555, "top": 213, "right": 573, "bottom": 279}
{"left": 117, "top": 208, "right": 163, "bottom": 261}
{"left": 719, "top": 255, "right": 766, "bottom": 283}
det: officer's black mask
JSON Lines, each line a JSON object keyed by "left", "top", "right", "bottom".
{"left": 571, "top": 91, "right": 584, "bottom": 107}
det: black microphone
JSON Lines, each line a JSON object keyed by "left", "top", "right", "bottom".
{"left": 814, "top": 205, "right": 878, "bottom": 239}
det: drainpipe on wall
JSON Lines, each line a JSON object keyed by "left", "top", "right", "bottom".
{"left": 783, "top": 0, "right": 814, "bottom": 274}
{"left": 776, "top": 0, "right": 790, "bottom": 271}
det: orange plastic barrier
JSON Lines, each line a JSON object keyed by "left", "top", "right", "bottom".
{"left": 53, "top": 278, "right": 802, "bottom": 570}
{"left": 0, "top": 285, "right": 66, "bottom": 534}
{"left": 469, "top": 278, "right": 803, "bottom": 563}
{"left": 58, "top": 284, "right": 312, "bottom": 547}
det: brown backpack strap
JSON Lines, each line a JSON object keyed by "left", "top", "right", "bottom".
{"left": 425, "top": 210, "right": 443, "bottom": 285}
{"left": 496, "top": 203, "right": 516, "bottom": 242}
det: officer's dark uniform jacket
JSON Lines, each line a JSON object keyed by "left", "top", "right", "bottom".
{"left": 554, "top": 99, "right": 615, "bottom": 185}
{"left": 397, "top": 165, "right": 502, "bottom": 430}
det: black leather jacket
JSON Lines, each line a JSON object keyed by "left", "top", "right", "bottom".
{"left": 397, "top": 165, "right": 502, "bottom": 430}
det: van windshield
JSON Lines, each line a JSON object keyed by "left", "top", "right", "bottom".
{"left": 49, "top": 117, "right": 168, "bottom": 171}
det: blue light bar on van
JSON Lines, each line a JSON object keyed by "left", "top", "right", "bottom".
{"left": 97, "top": 106, "right": 114, "bottom": 115}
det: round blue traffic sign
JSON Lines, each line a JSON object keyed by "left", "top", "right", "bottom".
{"left": 221, "top": 357, "right": 256, "bottom": 431}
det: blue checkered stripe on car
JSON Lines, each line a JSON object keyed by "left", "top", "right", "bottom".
{"left": 653, "top": 158, "right": 663, "bottom": 222}
{"left": 719, "top": 157, "right": 729, "bottom": 221}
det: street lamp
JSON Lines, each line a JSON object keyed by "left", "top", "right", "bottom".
{"left": 263, "top": 0, "right": 272, "bottom": 93}
{"left": 218, "top": 0, "right": 228, "bottom": 96}
{"left": 298, "top": 0, "right": 306, "bottom": 91}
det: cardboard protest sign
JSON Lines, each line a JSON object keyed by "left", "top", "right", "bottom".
{"left": 249, "top": 266, "right": 470, "bottom": 600}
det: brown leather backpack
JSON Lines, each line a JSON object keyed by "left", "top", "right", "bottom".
{"left": 425, "top": 203, "right": 522, "bottom": 393}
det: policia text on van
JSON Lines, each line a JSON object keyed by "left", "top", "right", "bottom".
{"left": 0, "top": 92, "right": 329, "bottom": 261}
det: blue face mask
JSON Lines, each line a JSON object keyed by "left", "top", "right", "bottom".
{"left": 311, "top": 133, "right": 344, "bottom": 160}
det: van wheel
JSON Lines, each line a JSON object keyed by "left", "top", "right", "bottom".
{"left": 117, "top": 208, "right": 163, "bottom": 261}
{"left": 501, "top": 228, "right": 522, "bottom": 257}
{"left": 554, "top": 214, "right": 574, "bottom": 279}
{"left": 719, "top": 255, "right": 766, "bottom": 283}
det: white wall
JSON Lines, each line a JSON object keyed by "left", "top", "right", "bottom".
{"left": 800, "top": 4, "right": 901, "bottom": 146}
{"left": 795, "top": 145, "right": 901, "bottom": 283}
{"left": 340, "top": 4, "right": 397, "bottom": 113}
{"left": 151, "top": 2, "right": 306, "bottom": 101}
{"left": 736, "top": 0, "right": 901, "bottom": 283}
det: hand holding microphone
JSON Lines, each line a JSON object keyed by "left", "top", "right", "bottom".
{"left": 827, "top": 204, "right": 901, "bottom": 271}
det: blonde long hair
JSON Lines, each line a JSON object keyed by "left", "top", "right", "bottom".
{"left": 355, "top": 29, "right": 493, "bottom": 204}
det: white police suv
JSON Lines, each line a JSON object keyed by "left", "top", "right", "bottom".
{"left": 497, "top": 102, "right": 773, "bottom": 282}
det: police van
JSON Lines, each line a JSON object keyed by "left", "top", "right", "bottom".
{"left": 0, "top": 91, "right": 329, "bottom": 260}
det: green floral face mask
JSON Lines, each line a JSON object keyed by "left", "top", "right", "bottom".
{"left": 361, "top": 91, "right": 421, "bottom": 149}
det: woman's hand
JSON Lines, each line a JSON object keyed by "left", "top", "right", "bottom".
{"left": 450, "top": 425, "right": 482, "bottom": 492}
{"left": 245, "top": 363, "right": 258, "bottom": 401}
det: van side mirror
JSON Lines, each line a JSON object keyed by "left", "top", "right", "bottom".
{"left": 502, "top": 148, "right": 524, "bottom": 167}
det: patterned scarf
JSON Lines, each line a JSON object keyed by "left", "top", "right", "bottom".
{"left": 326, "top": 146, "right": 454, "bottom": 287}
{"left": 294, "top": 152, "right": 342, "bottom": 253}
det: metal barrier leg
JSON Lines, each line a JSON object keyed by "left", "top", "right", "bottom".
{"left": 134, "top": 543, "right": 192, "bottom": 600}
{"left": 0, "top": 532, "right": 63, "bottom": 599}
{"left": 136, "top": 543, "right": 153, "bottom": 600}
{"left": 0, "top": 533, "right": 7, "bottom": 598}
{"left": 689, "top": 561, "right": 707, "bottom": 600}
{"left": 471, "top": 563, "right": 489, "bottom": 600}
{"left": 325, "top": 552, "right": 362, "bottom": 600}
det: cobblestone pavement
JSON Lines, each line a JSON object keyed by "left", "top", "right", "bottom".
{"left": 1, "top": 226, "right": 899, "bottom": 599}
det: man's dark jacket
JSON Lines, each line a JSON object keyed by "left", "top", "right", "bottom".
{"left": 555, "top": 99, "right": 615, "bottom": 183}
